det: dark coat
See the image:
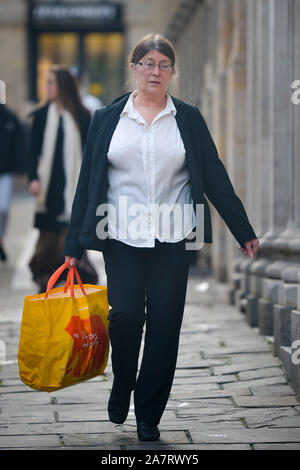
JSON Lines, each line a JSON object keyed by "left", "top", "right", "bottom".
{"left": 64, "top": 92, "right": 257, "bottom": 258}
{"left": 0, "top": 104, "right": 26, "bottom": 175}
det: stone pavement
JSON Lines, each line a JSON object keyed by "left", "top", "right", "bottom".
{"left": 0, "top": 195, "right": 300, "bottom": 451}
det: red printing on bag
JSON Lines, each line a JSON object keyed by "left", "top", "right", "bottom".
{"left": 64, "top": 314, "right": 108, "bottom": 377}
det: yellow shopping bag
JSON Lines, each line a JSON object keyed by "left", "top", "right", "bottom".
{"left": 17, "top": 260, "right": 110, "bottom": 392}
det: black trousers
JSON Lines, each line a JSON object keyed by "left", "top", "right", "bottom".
{"left": 102, "top": 237, "right": 190, "bottom": 425}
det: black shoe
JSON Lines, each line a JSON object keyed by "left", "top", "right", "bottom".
{"left": 108, "top": 406, "right": 130, "bottom": 424}
{"left": 108, "top": 385, "right": 131, "bottom": 424}
{"left": 137, "top": 421, "right": 160, "bottom": 441}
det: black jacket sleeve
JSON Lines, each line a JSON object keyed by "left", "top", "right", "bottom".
{"left": 10, "top": 116, "right": 26, "bottom": 175}
{"left": 27, "top": 107, "right": 47, "bottom": 182}
{"left": 63, "top": 110, "right": 100, "bottom": 258}
{"left": 0, "top": 105, "right": 26, "bottom": 175}
{"left": 195, "top": 108, "right": 257, "bottom": 248}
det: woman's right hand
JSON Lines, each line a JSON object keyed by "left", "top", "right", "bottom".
{"left": 65, "top": 256, "right": 78, "bottom": 267}
{"left": 29, "top": 179, "right": 41, "bottom": 196}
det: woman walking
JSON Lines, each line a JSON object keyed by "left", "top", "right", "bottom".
{"left": 64, "top": 34, "right": 259, "bottom": 441}
{"left": 28, "top": 66, "right": 97, "bottom": 292}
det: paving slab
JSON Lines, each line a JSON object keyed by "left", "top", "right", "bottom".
{"left": 213, "top": 361, "right": 281, "bottom": 376}
{"left": 125, "top": 444, "right": 251, "bottom": 450}
{"left": 253, "top": 443, "right": 300, "bottom": 450}
{"left": 177, "top": 406, "right": 298, "bottom": 423}
{"left": 173, "top": 374, "right": 238, "bottom": 384}
{"left": 175, "top": 397, "right": 234, "bottom": 405}
{"left": 63, "top": 430, "right": 190, "bottom": 447}
{"left": 176, "top": 405, "right": 240, "bottom": 419}
{"left": 0, "top": 421, "right": 134, "bottom": 436}
{"left": 170, "top": 388, "right": 251, "bottom": 400}
{"left": 238, "top": 367, "right": 285, "bottom": 381}
{"left": 245, "top": 415, "right": 300, "bottom": 428}
{"left": 203, "top": 345, "right": 274, "bottom": 356}
{"left": 233, "top": 396, "right": 300, "bottom": 407}
{"left": 0, "top": 393, "right": 53, "bottom": 405}
{"left": 222, "top": 376, "right": 287, "bottom": 388}
{"left": 171, "top": 383, "right": 221, "bottom": 391}
{"left": 250, "top": 385, "right": 296, "bottom": 396}
{"left": 0, "top": 410, "right": 55, "bottom": 424}
{"left": 159, "top": 419, "right": 245, "bottom": 429}
{"left": 0, "top": 434, "right": 61, "bottom": 448}
{"left": 173, "top": 369, "right": 212, "bottom": 378}
{"left": 55, "top": 408, "right": 176, "bottom": 423}
{"left": 189, "top": 428, "right": 300, "bottom": 444}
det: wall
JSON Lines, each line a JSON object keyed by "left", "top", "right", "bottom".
{"left": 163, "top": 0, "right": 300, "bottom": 398}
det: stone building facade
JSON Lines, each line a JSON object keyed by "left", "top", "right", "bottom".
{"left": 1, "top": 0, "right": 300, "bottom": 396}
{"left": 161, "top": 0, "right": 300, "bottom": 398}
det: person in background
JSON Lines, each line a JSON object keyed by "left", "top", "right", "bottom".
{"left": 27, "top": 66, "right": 97, "bottom": 293}
{"left": 0, "top": 103, "right": 26, "bottom": 262}
{"left": 70, "top": 67, "right": 104, "bottom": 116}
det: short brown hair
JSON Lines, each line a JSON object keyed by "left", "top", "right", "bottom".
{"left": 128, "top": 33, "right": 176, "bottom": 69}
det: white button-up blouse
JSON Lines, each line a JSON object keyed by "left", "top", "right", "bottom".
{"left": 106, "top": 90, "right": 196, "bottom": 247}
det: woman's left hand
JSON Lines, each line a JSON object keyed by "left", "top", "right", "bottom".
{"left": 239, "top": 239, "right": 259, "bottom": 257}
{"left": 64, "top": 256, "right": 78, "bottom": 267}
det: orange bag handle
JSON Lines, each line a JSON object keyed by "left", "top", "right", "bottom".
{"left": 64, "top": 265, "right": 86, "bottom": 297}
{"left": 45, "top": 260, "right": 86, "bottom": 298}
{"left": 45, "top": 260, "right": 70, "bottom": 298}
{"left": 73, "top": 266, "right": 87, "bottom": 296}
{"left": 64, "top": 267, "right": 74, "bottom": 297}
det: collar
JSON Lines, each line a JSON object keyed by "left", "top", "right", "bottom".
{"left": 120, "top": 89, "right": 177, "bottom": 122}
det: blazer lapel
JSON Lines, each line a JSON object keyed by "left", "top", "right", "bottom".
{"left": 95, "top": 93, "right": 130, "bottom": 148}
{"left": 93, "top": 94, "right": 131, "bottom": 200}
{"left": 172, "top": 96, "right": 213, "bottom": 243}
{"left": 172, "top": 97, "right": 204, "bottom": 201}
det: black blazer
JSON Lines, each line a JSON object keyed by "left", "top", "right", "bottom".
{"left": 64, "top": 92, "right": 257, "bottom": 258}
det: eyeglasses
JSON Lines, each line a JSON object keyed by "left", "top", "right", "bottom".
{"left": 137, "top": 61, "right": 173, "bottom": 71}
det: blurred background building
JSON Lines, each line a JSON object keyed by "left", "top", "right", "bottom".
{"left": 1, "top": 0, "right": 300, "bottom": 397}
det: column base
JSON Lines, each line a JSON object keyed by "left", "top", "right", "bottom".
{"left": 258, "top": 298, "right": 274, "bottom": 335}
{"left": 245, "top": 294, "right": 258, "bottom": 327}
{"left": 273, "top": 304, "right": 292, "bottom": 357}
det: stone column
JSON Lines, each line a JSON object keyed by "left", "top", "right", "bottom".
{"left": 245, "top": 0, "right": 274, "bottom": 329}
{"left": 244, "top": 0, "right": 300, "bottom": 399}
{"left": 289, "top": 0, "right": 300, "bottom": 400}
{"left": 289, "top": 0, "right": 300, "bottom": 254}
{"left": 261, "top": 0, "right": 298, "bottom": 352}
{"left": 190, "top": 7, "right": 201, "bottom": 106}
{"left": 256, "top": 0, "right": 272, "bottom": 239}
{"left": 259, "top": 0, "right": 290, "bottom": 248}
{"left": 246, "top": 0, "right": 295, "bottom": 334}
{"left": 245, "top": 0, "right": 259, "bottom": 234}
{"left": 200, "top": 0, "right": 215, "bottom": 127}
{"left": 199, "top": 0, "right": 222, "bottom": 274}
{"left": 210, "top": 0, "right": 233, "bottom": 282}
{"left": 272, "top": 0, "right": 300, "bottom": 251}
{"left": 178, "top": 28, "right": 189, "bottom": 102}
{"left": 238, "top": 0, "right": 259, "bottom": 311}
